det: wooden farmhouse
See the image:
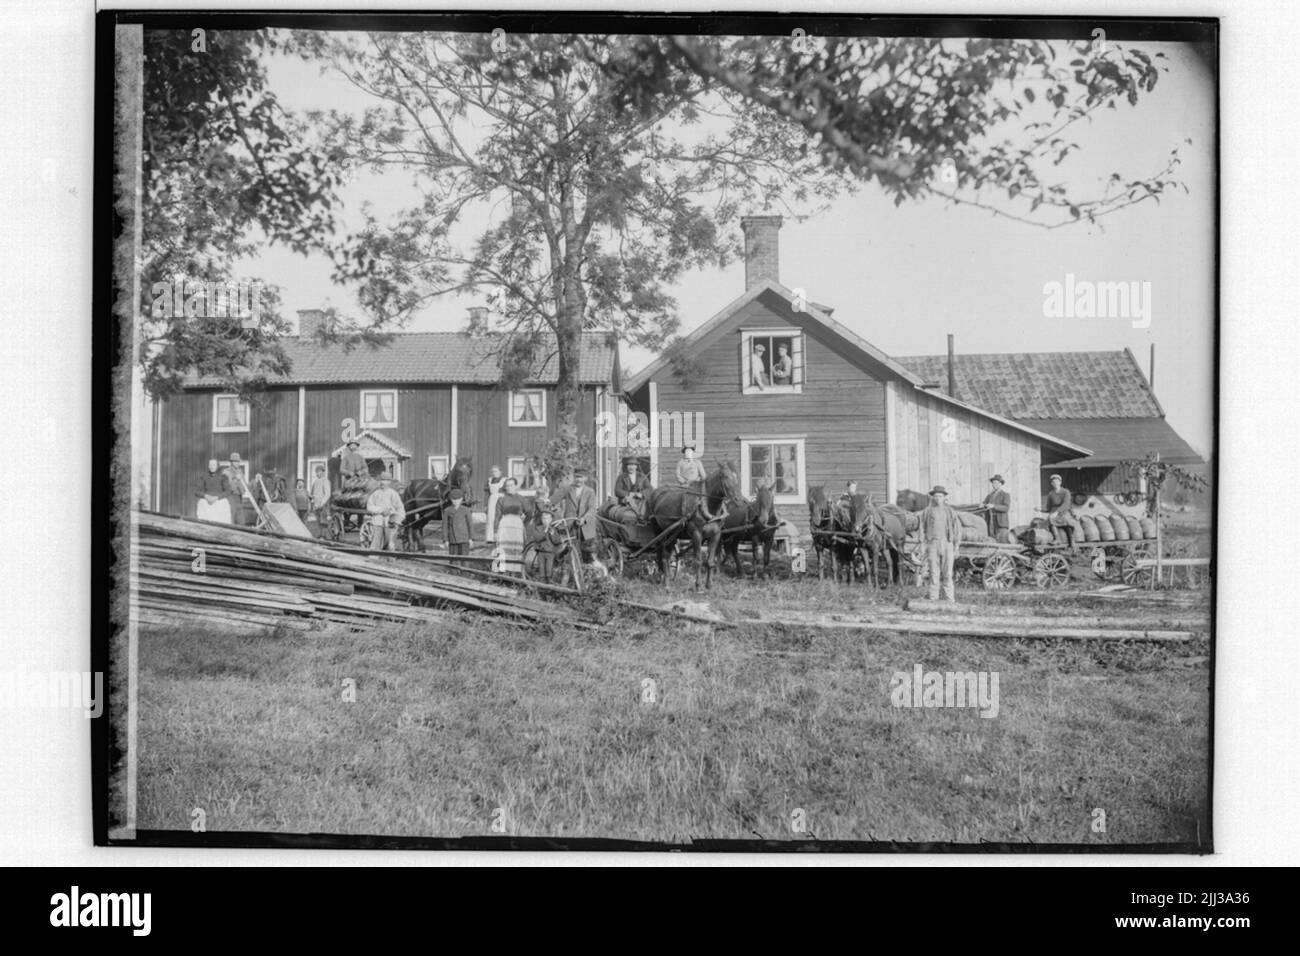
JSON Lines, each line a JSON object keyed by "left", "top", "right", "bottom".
{"left": 625, "top": 215, "right": 1203, "bottom": 528}
{"left": 148, "top": 316, "right": 621, "bottom": 516}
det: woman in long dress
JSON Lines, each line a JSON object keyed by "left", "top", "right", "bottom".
{"left": 195, "top": 459, "right": 232, "bottom": 523}
{"left": 484, "top": 466, "right": 506, "bottom": 544}
{"left": 494, "top": 477, "right": 527, "bottom": 575}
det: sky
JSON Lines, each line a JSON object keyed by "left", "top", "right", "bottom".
{"left": 239, "top": 34, "right": 1216, "bottom": 458}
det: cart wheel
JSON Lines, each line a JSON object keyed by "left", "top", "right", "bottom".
{"left": 1120, "top": 552, "right": 1153, "bottom": 587}
{"left": 329, "top": 513, "right": 344, "bottom": 542}
{"left": 1033, "top": 552, "right": 1071, "bottom": 588}
{"left": 982, "top": 552, "right": 1017, "bottom": 590}
{"left": 602, "top": 540, "right": 625, "bottom": 578}
{"left": 359, "top": 520, "right": 373, "bottom": 549}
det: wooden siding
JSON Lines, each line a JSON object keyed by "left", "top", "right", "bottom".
{"left": 892, "top": 386, "right": 1043, "bottom": 527}
{"left": 457, "top": 386, "right": 599, "bottom": 494}
{"left": 156, "top": 388, "right": 298, "bottom": 516}
{"left": 301, "top": 385, "right": 452, "bottom": 479}
{"left": 649, "top": 289, "right": 888, "bottom": 526}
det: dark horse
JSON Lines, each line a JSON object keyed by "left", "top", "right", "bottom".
{"left": 401, "top": 456, "right": 474, "bottom": 550}
{"left": 807, "top": 485, "right": 859, "bottom": 581}
{"left": 646, "top": 462, "right": 739, "bottom": 589}
{"left": 721, "top": 484, "right": 779, "bottom": 578}
{"left": 849, "top": 495, "right": 909, "bottom": 586}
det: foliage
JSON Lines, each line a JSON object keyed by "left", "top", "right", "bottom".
{"left": 1121, "top": 454, "right": 1208, "bottom": 517}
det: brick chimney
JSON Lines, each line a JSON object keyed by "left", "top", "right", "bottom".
{"left": 297, "top": 308, "right": 326, "bottom": 339}
{"left": 741, "top": 214, "right": 783, "bottom": 290}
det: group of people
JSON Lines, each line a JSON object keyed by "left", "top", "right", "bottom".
{"left": 750, "top": 342, "right": 794, "bottom": 389}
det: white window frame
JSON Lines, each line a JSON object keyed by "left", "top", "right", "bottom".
{"left": 360, "top": 389, "right": 398, "bottom": 430}
{"left": 506, "top": 457, "right": 528, "bottom": 484}
{"left": 306, "top": 457, "right": 329, "bottom": 484}
{"left": 741, "top": 328, "right": 804, "bottom": 396}
{"left": 508, "top": 388, "right": 547, "bottom": 427}
{"left": 212, "top": 394, "right": 250, "bottom": 433}
{"left": 740, "top": 437, "right": 807, "bottom": 504}
{"left": 428, "top": 455, "right": 450, "bottom": 480}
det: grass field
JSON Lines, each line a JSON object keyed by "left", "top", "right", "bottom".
{"left": 135, "top": 565, "right": 1211, "bottom": 846}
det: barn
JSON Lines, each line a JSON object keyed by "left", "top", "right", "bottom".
{"left": 149, "top": 315, "right": 621, "bottom": 516}
{"left": 623, "top": 215, "right": 1201, "bottom": 530}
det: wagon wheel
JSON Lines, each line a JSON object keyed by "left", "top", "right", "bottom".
{"left": 982, "top": 552, "right": 1017, "bottom": 590}
{"left": 358, "top": 519, "right": 373, "bottom": 549}
{"left": 600, "top": 538, "right": 626, "bottom": 578}
{"left": 329, "top": 513, "right": 344, "bottom": 543}
{"left": 1032, "top": 552, "right": 1071, "bottom": 588}
{"left": 1120, "top": 552, "right": 1153, "bottom": 587}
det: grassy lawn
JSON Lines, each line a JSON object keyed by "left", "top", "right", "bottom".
{"left": 136, "top": 573, "right": 1210, "bottom": 845}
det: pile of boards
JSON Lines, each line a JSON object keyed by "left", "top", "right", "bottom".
{"left": 130, "top": 511, "right": 575, "bottom": 633}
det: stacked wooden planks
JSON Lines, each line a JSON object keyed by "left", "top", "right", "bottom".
{"left": 131, "top": 511, "right": 578, "bottom": 633}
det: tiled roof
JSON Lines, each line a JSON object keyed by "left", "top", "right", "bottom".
{"left": 1021, "top": 418, "right": 1204, "bottom": 467}
{"left": 895, "top": 350, "right": 1162, "bottom": 420}
{"left": 188, "top": 331, "right": 617, "bottom": 387}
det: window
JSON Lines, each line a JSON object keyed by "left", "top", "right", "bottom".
{"left": 509, "top": 389, "right": 546, "bottom": 426}
{"left": 212, "top": 394, "right": 249, "bottom": 432}
{"left": 306, "top": 457, "right": 329, "bottom": 484}
{"left": 507, "top": 457, "right": 528, "bottom": 483}
{"left": 360, "top": 389, "right": 397, "bottom": 429}
{"left": 741, "top": 437, "right": 806, "bottom": 503}
{"left": 741, "top": 329, "right": 804, "bottom": 395}
{"left": 427, "top": 455, "right": 449, "bottom": 480}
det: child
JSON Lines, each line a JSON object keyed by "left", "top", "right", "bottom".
{"left": 531, "top": 508, "right": 562, "bottom": 582}
{"left": 443, "top": 487, "right": 473, "bottom": 558}
{"left": 293, "top": 478, "right": 310, "bottom": 522}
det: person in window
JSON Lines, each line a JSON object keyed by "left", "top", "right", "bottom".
{"left": 195, "top": 459, "right": 231, "bottom": 523}
{"left": 771, "top": 343, "right": 793, "bottom": 385}
{"left": 340, "top": 439, "right": 370, "bottom": 491}
{"left": 751, "top": 343, "right": 769, "bottom": 388}
{"left": 675, "top": 444, "right": 707, "bottom": 488}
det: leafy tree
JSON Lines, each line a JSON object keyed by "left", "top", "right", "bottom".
{"left": 314, "top": 30, "right": 1183, "bottom": 463}
{"left": 1121, "top": 454, "right": 1208, "bottom": 517}
{"left": 137, "top": 29, "right": 344, "bottom": 399}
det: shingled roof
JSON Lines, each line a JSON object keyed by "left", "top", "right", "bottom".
{"left": 894, "top": 349, "right": 1163, "bottom": 420}
{"left": 188, "top": 331, "right": 618, "bottom": 387}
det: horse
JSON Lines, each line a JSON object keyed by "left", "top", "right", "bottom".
{"left": 849, "top": 495, "right": 909, "bottom": 586}
{"left": 401, "top": 456, "right": 474, "bottom": 550}
{"left": 721, "top": 483, "right": 779, "bottom": 578}
{"left": 807, "top": 484, "right": 859, "bottom": 582}
{"left": 646, "top": 462, "right": 739, "bottom": 589}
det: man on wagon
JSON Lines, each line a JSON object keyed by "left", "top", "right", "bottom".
{"left": 1039, "top": 473, "right": 1081, "bottom": 547}
{"left": 340, "top": 438, "right": 370, "bottom": 491}
{"left": 983, "top": 474, "right": 1011, "bottom": 538}
{"left": 922, "top": 485, "right": 963, "bottom": 602}
{"left": 614, "top": 458, "right": 650, "bottom": 518}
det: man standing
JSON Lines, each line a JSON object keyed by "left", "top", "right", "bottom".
{"left": 750, "top": 343, "right": 769, "bottom": 388}
{"left": 771, "top": 343, "right": 793, "bottom": 385}
{"left": 340, "top": 438, "right": 370, "bottom": 491}
{"left": 558, "top": 466, "right": 599, "bottom": 563}
{"left": 442, "top": 487, "right": 473, "bottom": 558}
{"left": 922, "top": 485, "right": 963, "bottom": 602}
{"left": 983, "top": 474, "right": 1011, "bottom": 538}
{"left": 675, "top": 444, "right": 707, "bottom": 488}
{"left": 309, "top": 465, "right": 332, "bottom": 530}
{"left": 366, "top": 476, "right": 406, "bottom": 551}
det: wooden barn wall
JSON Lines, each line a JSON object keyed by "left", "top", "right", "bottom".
{"left": 156, "top": 388, "right": 298, "bottom": 516}
{"left": 301, "top": 385, "right": 453, "bottom": 479}
{"left": 891, "top": 386, "right": 1043, "bottom": 526}
{"left": 650, "top": 290, "right": 888, "bottom": 527}
{"left": 457, "top": 386, "right": 597, "bottom": 497}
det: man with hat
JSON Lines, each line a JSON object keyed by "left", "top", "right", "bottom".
{"left": 366, "top": 475, "right": 406, "bottom": 551}
{"left": 1038, "top": 473, "right": 1080, "bottom": 547}
{"left": 442, "top": 487, "right": 473, "bottom": 557}
{"left": 558, "top": 465, "right": 599, "bottom": 563}
{"left": 340, "top": 438, "right": 369, "bottom": 491}
{"left": 983, "top": 474, "right": 1011, "bottom": 538}
{"left": 614, "top": 458, "right": 650, "bottom": 507}
{"left": 921, "top": 485, "right": 963, "bottom": 602}
{"left": 675, "top": 444, "right": 707, "bottom": 488}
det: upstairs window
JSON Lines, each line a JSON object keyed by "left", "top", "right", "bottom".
{"left": 212, "top": 394, "right": 249, "bottom": 433}
{"left": 742, "top": 329, "right": 804, "bottom": 395}
{"left": 509, "top": 389, "right": 546, "bottom": 427}
{"left": 361, "top": 389, "right": 397, "bottom": 429}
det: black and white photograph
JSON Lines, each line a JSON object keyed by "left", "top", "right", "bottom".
{"left": 100, "top": 10, "right": 1217, "bottom": 851}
